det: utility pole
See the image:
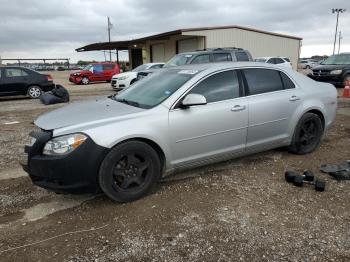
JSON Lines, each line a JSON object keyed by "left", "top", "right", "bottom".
{"left": 338, "top": 31, "right": 342, "bottom": 54}
{"left": 332, "top": 9, "right": 346, "bottom": 55}
{"left": 107, "top": 17, "right": 113, "bottom": 61}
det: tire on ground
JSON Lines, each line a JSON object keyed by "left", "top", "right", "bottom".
{"left": 99, "top": 140, "right": 161, "bottom": 203}
{"left": 27, "top": 85, "right": 42, "bottom": 99}
{"left": 288, "top": 112, "right": 323, "bottom": 155}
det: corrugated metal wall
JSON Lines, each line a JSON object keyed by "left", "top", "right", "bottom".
{"left": 183, "top": 28, "right": 301, "bottom": 70}
{"left": 142, "top": 35, "right": 204, "bottom": 64}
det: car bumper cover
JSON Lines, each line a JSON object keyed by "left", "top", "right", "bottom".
{"left": 308, "top": 74, "right": 343, "bottom": 86}
{"left": 21, "top": 130, "right": 108, "bottom": 194}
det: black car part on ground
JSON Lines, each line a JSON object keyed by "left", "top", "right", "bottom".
{"left": 320, "top": 161, "right": 350, "bottom": 181}
{"left": 21, "top": 130, "right": 109, "bottom": 193}
{"left": 285, "top": 170, "right": 314, "bottom": 182}
{"left": 40, "top": 85, "right": 70, "bottom": 105}
{"left": 285, "top": 170, "right": 325, "bottom": 192}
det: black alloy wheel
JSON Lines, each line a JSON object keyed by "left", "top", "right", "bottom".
{"left": 289, "top": 113, "right": 323, "bottom": 155}
{"left": 99, "top": 141, "right": 161, "bottom": 202}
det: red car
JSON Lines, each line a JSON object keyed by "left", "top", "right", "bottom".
{"left": 69, "top": 62, "right": 120, "bottom": 85}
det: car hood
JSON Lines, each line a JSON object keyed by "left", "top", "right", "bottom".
{"left": 35, "top": 98, "right": 144, "bottom": 130}
{"left": 70, "top": 70, "right": 88, "bottom": 76}
{"left": 112, "top": 71, "right": 137, "bottom": 79}
{"left": 312, "top": 64, "right": 345, "bottom": 71}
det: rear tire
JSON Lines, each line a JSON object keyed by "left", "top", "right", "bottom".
{"left": 99, "top": 141, "right": 161, "bottom": 202}
{"left": 288, "top": 113, "right": 323, "bottom": 155}
{"left": 27, "top": 85, "right": 42, "bottom": 99}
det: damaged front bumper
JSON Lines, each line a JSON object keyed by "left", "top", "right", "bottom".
{"left": 21, "top": 129, "right": 108, "bottom": 194}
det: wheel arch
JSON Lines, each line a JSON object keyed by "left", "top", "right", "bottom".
{"left": 109, "top": 137, "right": 167, "bottom": 175}
{"left": 305, "top": 109, "right": 325, "bottom": 130}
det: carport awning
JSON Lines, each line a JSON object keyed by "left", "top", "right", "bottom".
{"left": 76, "top": 40, "right": 134, "bottom": 52}
{"left": 76, "top": 29, "right": 183, "bottom": 52}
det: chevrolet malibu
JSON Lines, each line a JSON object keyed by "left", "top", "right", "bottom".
{"left": 22, "top": 63, "right": 337, "bottom": 202}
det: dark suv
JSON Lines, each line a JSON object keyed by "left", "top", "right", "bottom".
{"left": 166, "top": 47, "right": 253, "bottom": 66}
{"left": 308, "top": 53, "right": 350, "bottom": 87}
{"left": 137, "top": 48, "right": 253, "bottom": 80}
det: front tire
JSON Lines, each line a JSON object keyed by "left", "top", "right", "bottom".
{"left": 130, "top": 79, "right": 137, "bottom": 86}
{"left": 288, "top": 113, "right": 323, "bottom": 155}
{"left": 81, "top": 77, "right": 89, "bottom": 85}
{"left": 27, "top": 85, "right": 42, "bottom": 99}
{"left": 99, "top": 141, "right": 161, "bottom": 202}
{"left": 344, "top": 74, "right": 350, "bottom": 86}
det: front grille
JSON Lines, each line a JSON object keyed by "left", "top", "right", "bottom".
{"left": 312, "top": 70, "right": 330, "bottom": 76}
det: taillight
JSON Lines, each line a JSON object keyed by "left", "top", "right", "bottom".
{"left": 47, "top": 75, "right": 53, "bottom": 81}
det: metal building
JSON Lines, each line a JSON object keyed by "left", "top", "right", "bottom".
{"left": 76, "top": 25, "right": 302, "bottom": 70}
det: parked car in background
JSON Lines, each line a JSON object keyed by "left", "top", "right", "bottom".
{"left": 0, "top": 66, "right": 54, "bottom": 98}
{"left": 69, "top": 62, "right": 120, "bottom": 85}
{"left": 23, "top": 62, "right": 337, "bottom": 202}
{"left": 165, "top": 47, "right": 253, "bottom": 67}
{"left": 111, "top": 63, "right": 164, "bottom": 90}
{"left": 254, "top": 57, "right": 292, "bottom": 68}
{"left": 308, "top": 53, "right": 350, "bottom": 87}
{"left": 298, "top": 59, "right": 319, "bottom": 69}
{"left": 135, "top": 47, "right": 253, "bottom": 81}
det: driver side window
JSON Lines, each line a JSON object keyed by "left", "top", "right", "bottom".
{"left": 188, "top": 70, "right": 240, "bottom": 103}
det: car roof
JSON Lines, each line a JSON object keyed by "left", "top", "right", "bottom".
{"left": 159, "top": 61, "right": 292, "bottom": 72}
{"left": 146, "top": 62, "right": 165, "bottom": 65}
{"left": 179, "top": 48, "right": 248, "bottom": 55}
{"left": 256, "top": 56, "right": 287, "bottom": 60}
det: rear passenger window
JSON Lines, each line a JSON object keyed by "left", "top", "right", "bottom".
{"left": 235, "top": 52, "right": 249, "bottom": 61}
{"left": 103, "top": 64, "right": 114, "bottom": 70}
{"left": 274, "top": 58, "right": 285, "bottom": 64}
{"left": 93, "top": 64, "right": 103, "bottom": 73}
{"left": 243, "top": 68, "right": 283, "bottom": 95}
{"left": 267, "top": 58, "right": 274, "bottom": 64}
{"left": 188, "top": 70, "right": 240, "bottom": 103}
{"left": 191, "top": 54, "right": 210, "bottom": 64}
{"left": 280, "top": 72, "right": 295, "bottom": 89}
{"left": 5, "top": 68, "right": 27, "bottom": 77}
{"left": 213, "top": 53, "right": 232, "bottom": 62}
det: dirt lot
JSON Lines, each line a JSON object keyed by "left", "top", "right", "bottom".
{"left": 0, "top": 71, "right": 349, "bottom": 261}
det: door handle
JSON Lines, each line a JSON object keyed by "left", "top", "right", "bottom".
{"left": 289, "top": 95, "right": 300, "bottom": 101}
{"left": 231, "top": 105, "right": 246, "bottom": 112}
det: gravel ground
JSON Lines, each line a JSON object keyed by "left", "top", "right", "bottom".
{"left": 0, "top": 71, "right": 349, "bottom": 261}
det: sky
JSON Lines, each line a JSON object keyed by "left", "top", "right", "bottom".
{"left": 0, "top": 0, "right": 349, "bottom": 63}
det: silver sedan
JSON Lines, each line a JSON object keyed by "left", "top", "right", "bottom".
{"left": 24, "top": 62, "right": 337, "bottom": 202}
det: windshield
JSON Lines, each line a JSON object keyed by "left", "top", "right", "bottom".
{"left": 321, "top": 54, "right": 350, "bottom": 65}
{"left": 132, "top": 64, "right": 149, "bottom": 72}
{"left": 255, "top": 58, "right": 267, "bottom": 63}
{"left": 112, "top": 69, "right": 199, "bottom": 109}
{"left": 82, "top": 65, "right": 93, "bottom": 71}
{"left": 164, "top": 54, "right": 193, "bottom": 67}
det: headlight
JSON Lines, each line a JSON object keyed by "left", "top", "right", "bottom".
{"left": 73, "top": 72, "right": 80, "bottom": 76}
{"left": 43, "top": 134, "right": 87, "bottom": 155}
{"left": 330, "top": 69, "right": 342, "bottom": 75}
{"left": 118, "top": 75, "right": 129, "bottom": 80}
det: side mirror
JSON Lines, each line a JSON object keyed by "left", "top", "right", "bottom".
{"left": 181, "top": 93, "right": 207, "bottom": 108}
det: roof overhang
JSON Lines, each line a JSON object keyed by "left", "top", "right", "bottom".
{"left": 76, "top": 25, "right": 302, "bottom": 52}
